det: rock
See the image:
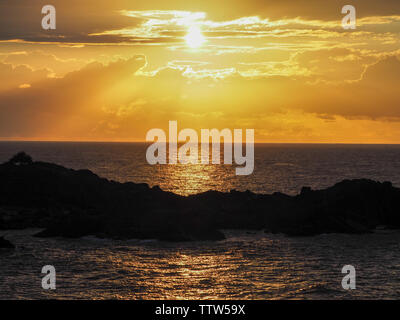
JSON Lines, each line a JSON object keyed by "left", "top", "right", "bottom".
{"left": 34, "top": 215, "right": 105, "bottom": 239}
{"left": 7, "top": 152, "right": 33, "bottom": 166}
{"left": 300, "top": 186, "right": 312, "bottom": 195}
{"left": 0, "top": 236, "right": 15, "bottom": 249}
{"left": 2, "top": 152, "right": 400, "bottom": 241}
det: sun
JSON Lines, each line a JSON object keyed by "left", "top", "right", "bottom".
{"left": 185, "top": 26, "right": 206, "bottom": 49}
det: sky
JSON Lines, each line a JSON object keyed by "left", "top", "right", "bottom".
{"left": 0, "top": 0, "right": 399, "bottom": 143}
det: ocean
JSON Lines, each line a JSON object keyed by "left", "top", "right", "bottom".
{"left": 1, "top": 142, "right": 400, "bottom": 195}
{"left": 1, "top": 142, "right": 400, "bottom": 299}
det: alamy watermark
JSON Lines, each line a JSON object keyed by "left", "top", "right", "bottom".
{"left": 342, "top": 5, "right": 356, "bottom": 29}
{"left": 41, "top": 265, "right": 56, "bottom": 290}
{"left": 341, "top": 265, "right": 356, "bottom": 290}
{"left": 41, "top": 5, "right": 56, "bottom": 30}
{"left": 145, "top": 121, "right": 254, "bottom": 176}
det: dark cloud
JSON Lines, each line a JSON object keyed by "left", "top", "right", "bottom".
{"left": 0, "top": 0, "right": 141, "bottom": 44}
{"left": 222, "top": 0, "right": 400, "bottom": 20}
{"left": 0, "top": 0, "right": 399, "bottom": 44}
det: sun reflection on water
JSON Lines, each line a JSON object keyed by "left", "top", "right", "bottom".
{"left": 150, "top": 143, "right": 241, "bottom": 196}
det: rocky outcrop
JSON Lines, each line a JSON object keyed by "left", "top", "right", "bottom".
{"left": 1, "top": 153, "right": 400, "bottom": 240}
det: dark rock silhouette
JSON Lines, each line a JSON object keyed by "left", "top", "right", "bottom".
{"left": 0, "top": 236, "right": 15, "bottom": 249}
{"left": 1, "top": 152, "right": 400, "bottom": 241}
{"left": 7, "top": 152, "right": 33, "bottom": 166}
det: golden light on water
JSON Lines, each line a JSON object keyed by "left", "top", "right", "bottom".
{"left": 157, "top": 163, "right": 229, "bottom": 196}
{"left": 152, "top": 145, "right": 240, "bottom": 196}
{"left": 99, "top": 238, "right": 306, "bottom": 299}
{"left": 185, "top": 25, "right": 206, "bottom": 48}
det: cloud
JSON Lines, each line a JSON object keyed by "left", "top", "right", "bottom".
{"left": 295, "top": 56, "right": 400, "bottom": 119}
{"left": 1, "top": 2, "right": 399, "bottom": 46}
{"left": 93, "top": 11, "right": 400, "bottom": 46}
{"left": 0, "top": 52, "right": 399, "bottom": 141}
{"left": 291, "top": 48, "right": 375, "bottom": 81}
{"left": 0, "top": 56, "right": 146, "bottom": 138}
{"left": 0, "top": 0, "right": 139, "bottom": 44}
{"left": 0, "top": 62, "right": 49, "bottom": 92}
{"left": 2, "top": 51, "right": 87, "bottom": 76}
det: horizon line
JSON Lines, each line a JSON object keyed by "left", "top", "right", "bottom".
{"left": 0, "top": 139, "right": 400, "bottom": 145}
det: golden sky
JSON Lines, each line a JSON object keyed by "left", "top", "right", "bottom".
{"left": 0, "top": 0, "right": 400, "bottom": 143}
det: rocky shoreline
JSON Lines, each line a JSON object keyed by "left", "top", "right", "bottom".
{"left": 1, "top": 152, "right": 400, "bottom": 242}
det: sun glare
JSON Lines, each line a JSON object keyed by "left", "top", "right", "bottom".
{"left": 185, "top": 26, "right": 206, "bottom": 48}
